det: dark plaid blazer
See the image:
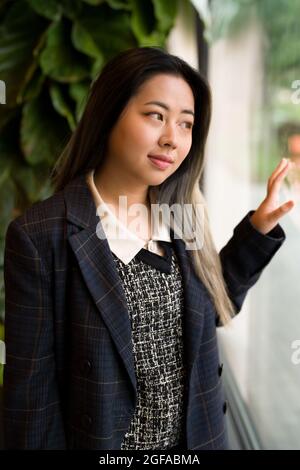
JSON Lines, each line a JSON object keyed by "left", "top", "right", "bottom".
{"left": 3, "top": 173, "right": 285, "bottom": 449}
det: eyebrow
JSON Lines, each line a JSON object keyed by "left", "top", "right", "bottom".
{"left": 143, "top": 100, "right": 195, "bottom": 117}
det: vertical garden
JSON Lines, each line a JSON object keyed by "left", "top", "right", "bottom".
{"left": 0, "top": 0, "right": 180, "bottom": 386}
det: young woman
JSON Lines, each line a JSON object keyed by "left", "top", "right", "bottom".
{"left": 3, "top": 46, "right": 294, "bottom": 450}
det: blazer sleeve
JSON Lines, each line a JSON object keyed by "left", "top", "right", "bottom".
{"left": 3, "top": 218, "right": 67, "bottom": 449}
{"left": 218, "top": 210, "right": 286, "bottom": 319}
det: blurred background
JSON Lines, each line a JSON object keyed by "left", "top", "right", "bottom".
{"left": 0, "top": 0, "right": 300, "bottom": 450}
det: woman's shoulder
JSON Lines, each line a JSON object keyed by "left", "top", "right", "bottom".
{"left": 6, "top": 172, "right": 92, "bottom": 255}
{"left": 6, "top": 188, "right": 66, "bottom": 248}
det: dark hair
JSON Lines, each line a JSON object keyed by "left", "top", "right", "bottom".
{"left": 50, "top": 46, "right": 212, "bottom": 195}
{"left": 50, "top": 46, "right": 235, "bottom": 325}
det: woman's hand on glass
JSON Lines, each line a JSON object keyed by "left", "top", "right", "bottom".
{"left": 250, "top": 158, "right": 295, "bottom": 235}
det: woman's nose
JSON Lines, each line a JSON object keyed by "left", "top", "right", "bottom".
{"left": 158, "top": 124, "right": 178, "bottom": 149}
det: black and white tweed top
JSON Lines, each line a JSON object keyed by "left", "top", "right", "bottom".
{"left": 111, "top": 240, "right": 186, "bottom": 450}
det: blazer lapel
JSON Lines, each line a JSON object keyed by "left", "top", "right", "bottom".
{"left": 64, "top": 173, "right": 206, "bottom": 400}
{"left": 64, "top": 174, "right": 137, "bottom": 397}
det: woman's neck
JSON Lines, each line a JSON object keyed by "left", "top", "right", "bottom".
{"left": 93, "top": 167, "right": 152, "bottom": 241}
{"left": 94, "top": 167, "right": 149, "bottom": 208}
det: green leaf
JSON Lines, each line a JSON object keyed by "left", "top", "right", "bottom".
{"left": 130, "top": 0, "right": 156, "bottom": 41}
{"left": 0, "top": 150, "right": 12, "bottom": 185}
{"left": 50, "top": 83, "right": 77, "bottom": 130}
{"left": 0, "top": 0, "right": 47, "bottom": 106}
{"left": 137, "top": 30, "right": 166, "bottom": 47}
{"left": 0, "top": 106, "right": 19, "bottom": 132}
{"left": 59, "top": 0, "right": 83, "bottom": 20}
{"left": 0, "top": 114, "right": 22, "bottom": 160}
{"left": 0, "top": 144, "right": 16, "bottom": 175}
{"left": 12, "top": 163, "right": 54, "bottom": 204}
{"left": 0, "top": 175, "right": 15, "bottom": 239}
{"left": 26, "top": 0, "right": 63, "bottom": 21}
{"left": 17, "top": 66, "right": 45, "bottom": 103}
{"left": 82, "top": 0, "right": 105, "bottom": 5}
{"left": 130, "top": 0, "right": 178, "bottom": 43}
{"left": 27, "top": 0, "right": 83, "bottom": 21}
{"left": 20, "top": 88, "right": 70, "bottom": 165}
{"left": 152, "top": 0, "right": 179, "bottom": 33}
{"left": 106, "top": 0, "right": 132, "bottom": 10}
{"left": 16, "top": 29, "right": 48, "bottom": 104}
{"left": 75, "top": 4, "right": 136, "bottom": 61}
{"left": 69, "top": 80, "right": 90, "bottom": 122}
{"left": 39, "top": 20, "right": 91, "bottom": 83}
{"left": 72, "top": 22, "right": 104, "bottom": 59}
{"left": 90, "top": 55, "right": 105, "bottom": 79}
{"left": 0, "top": 319, "right": 3, "bottom": 340}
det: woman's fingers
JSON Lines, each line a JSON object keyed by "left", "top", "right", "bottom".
{"left": 268, "top": 158, "right": 289, "bottom": 189}
{"left": 268, "top": 159, "right": 291, "bottom": 196}
{"left": 269, "top": 200, "right": 295, "bottom": 223}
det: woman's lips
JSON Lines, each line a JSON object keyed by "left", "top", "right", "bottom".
{"left": 147, "top": 156, "right": 173, "bottom": 170}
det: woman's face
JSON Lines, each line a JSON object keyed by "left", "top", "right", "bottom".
{"left": 104, "top": 73, "right": 195, "bottom": 187}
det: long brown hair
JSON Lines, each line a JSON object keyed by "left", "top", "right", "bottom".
{"left": 51, "top": 46, "right": 235, "bottom": 325}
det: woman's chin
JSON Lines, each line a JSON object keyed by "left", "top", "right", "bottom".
{"left": 145, "top": 169, "right": 173, "bottom": 185}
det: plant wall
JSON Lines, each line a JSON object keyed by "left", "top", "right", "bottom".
{"left": 0, "top": 0, "right": 179, "bottom": 384}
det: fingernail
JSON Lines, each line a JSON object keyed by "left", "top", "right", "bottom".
{"left": 285, "top": 201, "right": 294, "bottom": 210}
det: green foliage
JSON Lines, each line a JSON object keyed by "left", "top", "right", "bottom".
{"left": 208, "top": 0, "right": 300, "bottom": 87}
{"left": 207, "top": 0, "right": 300, "bottom": 182}
{"left": 257, "top": 0, "right": 300, "bottom": 87}
{"left": 0, "top": 0, "right": 179, "bottom": 324}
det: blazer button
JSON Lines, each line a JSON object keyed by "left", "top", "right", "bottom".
{"left": 223, "top": 400, "right": 228, "bottom": 414}
{"left": 218, "top": 363, "right": 224, "bottom": 377}
{"left": 81, "top": 413, "right": 92, "bottom": 430}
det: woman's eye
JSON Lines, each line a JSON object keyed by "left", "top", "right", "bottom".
{"left": 182, "top": 122, "right": 193, "bottom": 129}
{"left": 146, "top": 112, "right": 193, "bottom": 129}
{"left": 147, "top": 112, "right": 162, "bottom": 120}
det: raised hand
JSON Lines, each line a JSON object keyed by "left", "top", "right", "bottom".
{"left": 250, "top": 158, "right": 295, "bottom": 235}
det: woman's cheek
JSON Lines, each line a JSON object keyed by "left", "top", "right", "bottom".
{"left": 137, "top": 128, "right": 158, "bottom": 149}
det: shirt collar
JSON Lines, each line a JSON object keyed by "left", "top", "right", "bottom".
{"left": 86, "top": 169, "right": 171, "bottom": 264}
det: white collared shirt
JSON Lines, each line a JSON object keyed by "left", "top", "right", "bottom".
{"left": 86, "top": 169, "right": 171, "bottom": 264}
